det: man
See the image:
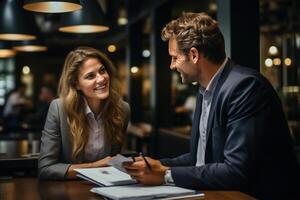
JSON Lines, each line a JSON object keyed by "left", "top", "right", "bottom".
{"left": 3, "top": 83, "right": 30, "bottom": 129}
{"left": 124, "top": 12, "right": 299, "bottom": 199}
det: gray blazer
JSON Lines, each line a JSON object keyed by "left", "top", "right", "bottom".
{"left": 38, "top": 98, "right": 130, "bottom": 180}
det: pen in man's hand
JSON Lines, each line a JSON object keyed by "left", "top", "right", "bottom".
{"left": 139, "top": 152, "right": 152, "bottom": 170}
{"left": 131, "top": 155, "right": 136, "bottom": 162}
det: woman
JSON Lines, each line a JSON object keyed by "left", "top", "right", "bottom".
{"left": 38, "top": 47, "right": 130, "bottom": 180}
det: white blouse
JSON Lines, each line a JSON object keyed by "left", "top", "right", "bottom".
{"left": 84, "top": 101, "right": 109, "bottom": 162}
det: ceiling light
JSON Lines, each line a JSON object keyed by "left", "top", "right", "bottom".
{"left": 13, "top": 40, "right": 47, "bottom": 52}
{"left": 118, "top": 17, "right": 128, "bottom": 26}
{"left": 14, "top": 45, "right": 47, "bottom": 52}
{"left": 118, "top": 8, "right": 128, "bottom": 26}
{"left": 59, "top": 1, "right": 109, "bottom": 33}
{"left": 0, "top": 0, "right": 37, "bottom": 41}
{"left": 0, "top": 42, "right": 16, "bottom": 58}
{"left": 23, "top": 0, "right": 81, "bottom": 13}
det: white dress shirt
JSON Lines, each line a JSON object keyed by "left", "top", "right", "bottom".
{"left": 196, "top": 57, "right": 228, "bottom": 166}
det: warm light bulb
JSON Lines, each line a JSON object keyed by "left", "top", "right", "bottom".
{"left": 265, "top": 58, "right": 273, "bottom": 67}
{"left": 273, "top": 58, "right": 281, "bottom": 66}
{"left": 131, "top": 66, "right": 139, "bottom": 74}
{"left": 284, "top": 58, "right": 292, "bottom": 66}
{"left": 22, "top": 66, "right": 30, "bottom": 74}
{"left": 268, "top": 46, "right": 278, "bottom": 55}
{"left": 107, "top": 45, "right": 117, "bottom": 53}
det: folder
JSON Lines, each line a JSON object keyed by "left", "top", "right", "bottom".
{"left": 90, "top": 184, "right": 197, "bottom": 200}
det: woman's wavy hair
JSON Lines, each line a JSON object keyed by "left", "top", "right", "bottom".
{"left": 58, "top": 46, "right": 125, "bottom": 160}
{"left": 161, "top": 12, "right": 226, "bottom": 64}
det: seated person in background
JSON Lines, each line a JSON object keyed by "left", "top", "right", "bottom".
{"left": 3, "top": 83, "right": 32, "bottom": 129}
{"left": 38, "top": 47, "right": 130, "bottom": 180}
{"left": 175, "top": 94, "right": 196, "bottom": 122}
{"left": 124, "top": 12, "right": 300, "bottom": 199}
{"left": 22, "top": 85, "right": 56, "bottom": 131}
{"left": 173, "top": 85, "right": 198, "bottom": 125}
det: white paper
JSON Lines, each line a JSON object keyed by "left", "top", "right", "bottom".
{"left": 108, "top": 154, "right": 134, "bottom": 173}
{"left": 90, "top": 185, "right": 196, "bottom": 200}
{"left": 158, "top": 193, "right": 205, "bottom": 199}
{"left": 74, "top": 167, "right": 136, "bottom": 186}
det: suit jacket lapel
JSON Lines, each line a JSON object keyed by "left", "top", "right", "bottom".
{"left": 190, "top": 91, "right": 202, "bottom": 163}
{"left": 206, "top": 59, "right": 232, "bottom": 143}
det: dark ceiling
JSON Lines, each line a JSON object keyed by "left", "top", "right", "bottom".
{"left": 28, "top": 0, "right": 170, "bottom": 54}
{"left": 5, "top": 0, "right": 299, "bottom": 56}
{"left": 15, "top": 0, "right": 213, "bottom": 56}
{"left": 260, "top": 0, "right": 300, "bottom": 34}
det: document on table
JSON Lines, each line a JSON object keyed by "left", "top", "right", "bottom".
{"left": 74, "top": 167, "right": 137, "bottom": 186}
{"left": 107, "top": 154, "right": 134, "bottom": 173}
{"left": 90, "top": 184, "right": 198, "bottom": 200}
{"left": 158, "top": 193, "right": 205, "bottom": 199}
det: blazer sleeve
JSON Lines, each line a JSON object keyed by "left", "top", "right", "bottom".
{"left": 160, "top": 153, "right": 192, "bottom": 167}
{"left": 170, "top": 77, "right": 272, "bottom": 190}
{"left": 38, "top": 99, "right": 71, "bottom": 180}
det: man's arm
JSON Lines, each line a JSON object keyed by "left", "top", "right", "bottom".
{"left": 160, "top": 153, "right": 191, "bottom": 167}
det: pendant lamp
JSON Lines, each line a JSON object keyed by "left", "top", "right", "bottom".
{"left": 23, "top": 0, "right": 82, "bottom": 13}
{"left": 13, "top": 39, "right": 47, "bottom": 52}
{"left": 0, "top": 0, "right": 37, "bottom": 41}
{"left": 59, "top": 0, "right": 109, "bottom": 33}
{"left": 0, "top": 42, "right": 16, "bottom": 58}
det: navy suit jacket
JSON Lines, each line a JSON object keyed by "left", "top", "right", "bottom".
{"left": 160, "top": 60, "right": 299, "bottom": 199}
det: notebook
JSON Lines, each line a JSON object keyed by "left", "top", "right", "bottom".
{"left": 75, "top": 154, "right": 136, "bottom": 186}
{"left": 74, "top": 167, "right": 137, "bottom": 186}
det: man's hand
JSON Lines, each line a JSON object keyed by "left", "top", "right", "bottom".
{"left": 123, "top": 156, "right": 169, "bottom": 185}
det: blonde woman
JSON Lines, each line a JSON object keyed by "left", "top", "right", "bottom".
{"left": 38, "top": 47, "right": 130, "bottom": 180}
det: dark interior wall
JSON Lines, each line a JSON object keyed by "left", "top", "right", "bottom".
{"left": 15, "top": 52, "right": 66, "bottom": 102}
{"left": 217, "top": 0, "right": 259, "bottom": 70}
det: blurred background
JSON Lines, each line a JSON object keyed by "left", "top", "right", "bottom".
{"left": 0, "top": 0, "right": 299, "bottom": 176}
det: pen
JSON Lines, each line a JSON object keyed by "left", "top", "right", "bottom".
{"left": 131, "top": 155, "right": 136, "bottom": 162}
{"left": 139, "top": 152, "right": 152, "bottom": 170}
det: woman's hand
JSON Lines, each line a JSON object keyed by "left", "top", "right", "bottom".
{"left": 91, "top": 156, "right": 112, "bottom": 168}
{"left": 67, "top": 156, "right": 112, "bottom": 179}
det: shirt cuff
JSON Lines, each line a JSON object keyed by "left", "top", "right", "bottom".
{"left": 164, "top": 169, "right": 175, "bottom": 185}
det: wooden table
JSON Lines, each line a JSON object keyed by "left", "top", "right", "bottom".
{"left": 0, "top": 178, "right": 256, "bottom": 200}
